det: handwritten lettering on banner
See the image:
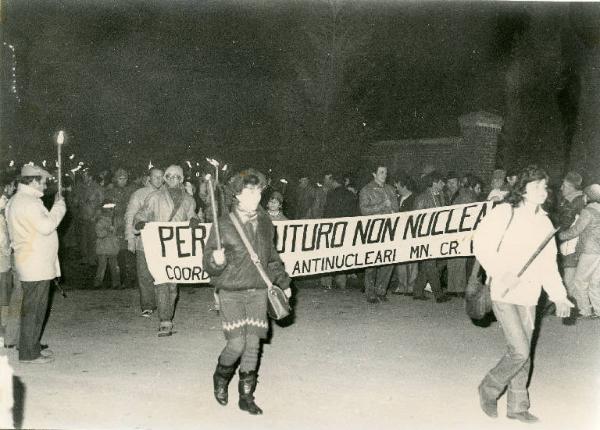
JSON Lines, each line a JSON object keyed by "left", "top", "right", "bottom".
{"left": 140, "top": 202, "right": 493, "bottom": 284}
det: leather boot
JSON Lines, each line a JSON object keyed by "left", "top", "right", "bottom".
{"left": 238, "top": 371, "right": 263, "bottom": 415}
{"left": 213, "top": 362, "right": 236, "bottom": 406}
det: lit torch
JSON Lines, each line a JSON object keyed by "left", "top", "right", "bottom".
{"left": 56, "top": 131, "right": 65, "bottom": 197}
{"left": 206, "top": 157, "right": 220, "bottom": 184}
{"left": 205, "top": 174, "right": 222, "bottom": 250}
{"left": 280, "top": 178, "right": 288, "bottom": 195}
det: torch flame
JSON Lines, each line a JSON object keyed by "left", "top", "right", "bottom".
{"left": 206, "top": 158, "right": 220, "bottom": 167}
{"left": 222, "top": 164, "right": 228, "bottom": 171}
{"left": 9, "top": 160, "right": 14, "bottom": 167}
{"left": 42, "top": 160, "right": 47, "bottom": 167}
{"left": 280, "top": 178, "right": 288, "bottom": 184}
{"left": 69, "top": 154, "right": 75, "bottom": 160}
{"left": 148, "top": 160, "right": 154, "bottom": 170}
{"left": 186, "top": 161, "right": 192, "bottom": 168}
{"left": 57, "top": 131, "right": 65, "bottom": 145}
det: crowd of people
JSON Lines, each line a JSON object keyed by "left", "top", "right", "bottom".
{"left": 0, "top": 158, "right": 599, "bottom": 419}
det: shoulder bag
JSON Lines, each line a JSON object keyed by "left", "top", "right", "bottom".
{"left": 228, "top": 212, "right": 291, "bottom": 320}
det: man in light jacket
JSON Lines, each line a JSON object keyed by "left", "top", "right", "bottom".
{"left": 6, "top": 165, "right": 66, "bottom": 364}
{"left": 134, "top": 165, "right": 198, "bottom": 337}
{"left": 359, "top": 164, "right": 399, "bottom": 303}
{"left": 125, "top": 168, "right": 163, "bottom": 317}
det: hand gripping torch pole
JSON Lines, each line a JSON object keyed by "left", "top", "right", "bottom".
{"left": 206, "top": 174, "right": 222, "bottom": 250}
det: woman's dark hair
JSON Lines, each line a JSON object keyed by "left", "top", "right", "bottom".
{"left": 505, "top": 165, "right": 549, "bottom": 207}
{"left": 395, "top": 175, "right": 417, "bottom": 192}
{"left": 470, "top": 175, "right": 484, "bottom": 192}
{"left": 228, "top": 168, "right": 266, "bottom": 196}
{"left": 425, "top": 171, "right": 444, "bottom": 187}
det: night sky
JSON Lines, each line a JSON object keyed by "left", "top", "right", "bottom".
{"left": 1, "top": 0, "right": 596, "bottom": 176}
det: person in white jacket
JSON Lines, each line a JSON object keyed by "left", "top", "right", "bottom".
{"left": 6, "top": 165, "right": 66, "bottom": 364}
{"left": 473, "top": 165, "right": 572, "bottom": 423}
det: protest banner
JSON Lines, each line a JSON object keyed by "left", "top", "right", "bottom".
{"left": 140, "top": 201, "right": 494, "bottom": 284}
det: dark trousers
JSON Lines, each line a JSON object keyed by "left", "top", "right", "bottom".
{"left": 118, "top": 249, "right": 136, "bottom": 288}
{"left": 413, "top": 259, "right": 443, "bottom": 299}
{"left": 94, "top": 255, "right": 120, "bottom": 288}
{"left": 136, "top": 251, "right": 156, "bottom": 311}
{"left": 364, "top": 264, "right": 394, "bottom": 299}
{"left": 155, "top": 283, "right": 178, "bottom": 324}
{"left": 78, "top": 220, "right": 96, "bottom": 265}
{"left": 447, "top": 257, "right": 467, "bottom": 293}
{"left": 19, "top": 280, "right": 51, "bottom": 361}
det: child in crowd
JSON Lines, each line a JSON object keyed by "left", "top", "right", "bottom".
{"left": 94, "top": 203, "right": 121, "bottom": 289}
{"left": 266, "top": 191, "right": 287, "bottom": 221}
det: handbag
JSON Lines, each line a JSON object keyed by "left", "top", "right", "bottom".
{"left": 229, "top": 212, "right": 291, "bottom": 320}
{"left": 466, "top": 207, "right": 514, "bottom": 320}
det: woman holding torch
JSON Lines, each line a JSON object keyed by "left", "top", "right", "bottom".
{"left": 203, "top": 168, "right": 291, "bottom": 415}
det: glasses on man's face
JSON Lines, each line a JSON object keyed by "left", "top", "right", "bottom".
{"left": 165, "top": 174, "right": 182, "bottom": 180}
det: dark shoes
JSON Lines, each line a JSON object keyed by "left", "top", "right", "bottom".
{"left": 392, "top": 290, "right": 413, "bottom": 296}
{"left": 238, "top": 371, "right": 263, "bottom": 415}
{"left": 507, "top": 411, "right": 539, "bottom": 423}
{"left": 213, "top": 362, "right": 236, "bottom": 406}
{"left": 367, "top": 296, "right": 388, "bottom": 303}
{"left": 213, "top": 366, "right": 264, "bottom": 415}
{"left": 478, "top": 383, "right": 498, "bottom": 418}
{"left": 435, "top": 295, "right": 451, "bottom": 303}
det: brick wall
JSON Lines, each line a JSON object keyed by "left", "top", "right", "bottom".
{"left": 364, "top": 112, "right": 503, "bottom": 184}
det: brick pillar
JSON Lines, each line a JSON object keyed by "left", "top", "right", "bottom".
{"left": 458, "top": 112, "right": 503, "bottom": 183}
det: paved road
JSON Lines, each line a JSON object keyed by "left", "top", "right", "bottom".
{"left": 4, "top": 286, "right": 599, "bottom": 430}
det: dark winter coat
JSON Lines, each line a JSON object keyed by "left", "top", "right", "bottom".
{"left": 557, "top": 192, "right": 586, "bottom": 267}
{"left": 203, "top": 209, "right": 290, "bottom": 292}
{"left": 95, "top": 213, "right": 120, "bottom": 256}
{"left": 453, "top": 187, "right": 480, "bottom": 205}
{"left": 295, "top": 185, "right": 316, "bottom": 219}
{"left": 323, "top": 186, "right": 358, "bottom": 218}
{"left": 414, "top": 189, "right": 447, "bottom": 210}
{"left": 398, "top": 193, "right": 416, "bottom": 212}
